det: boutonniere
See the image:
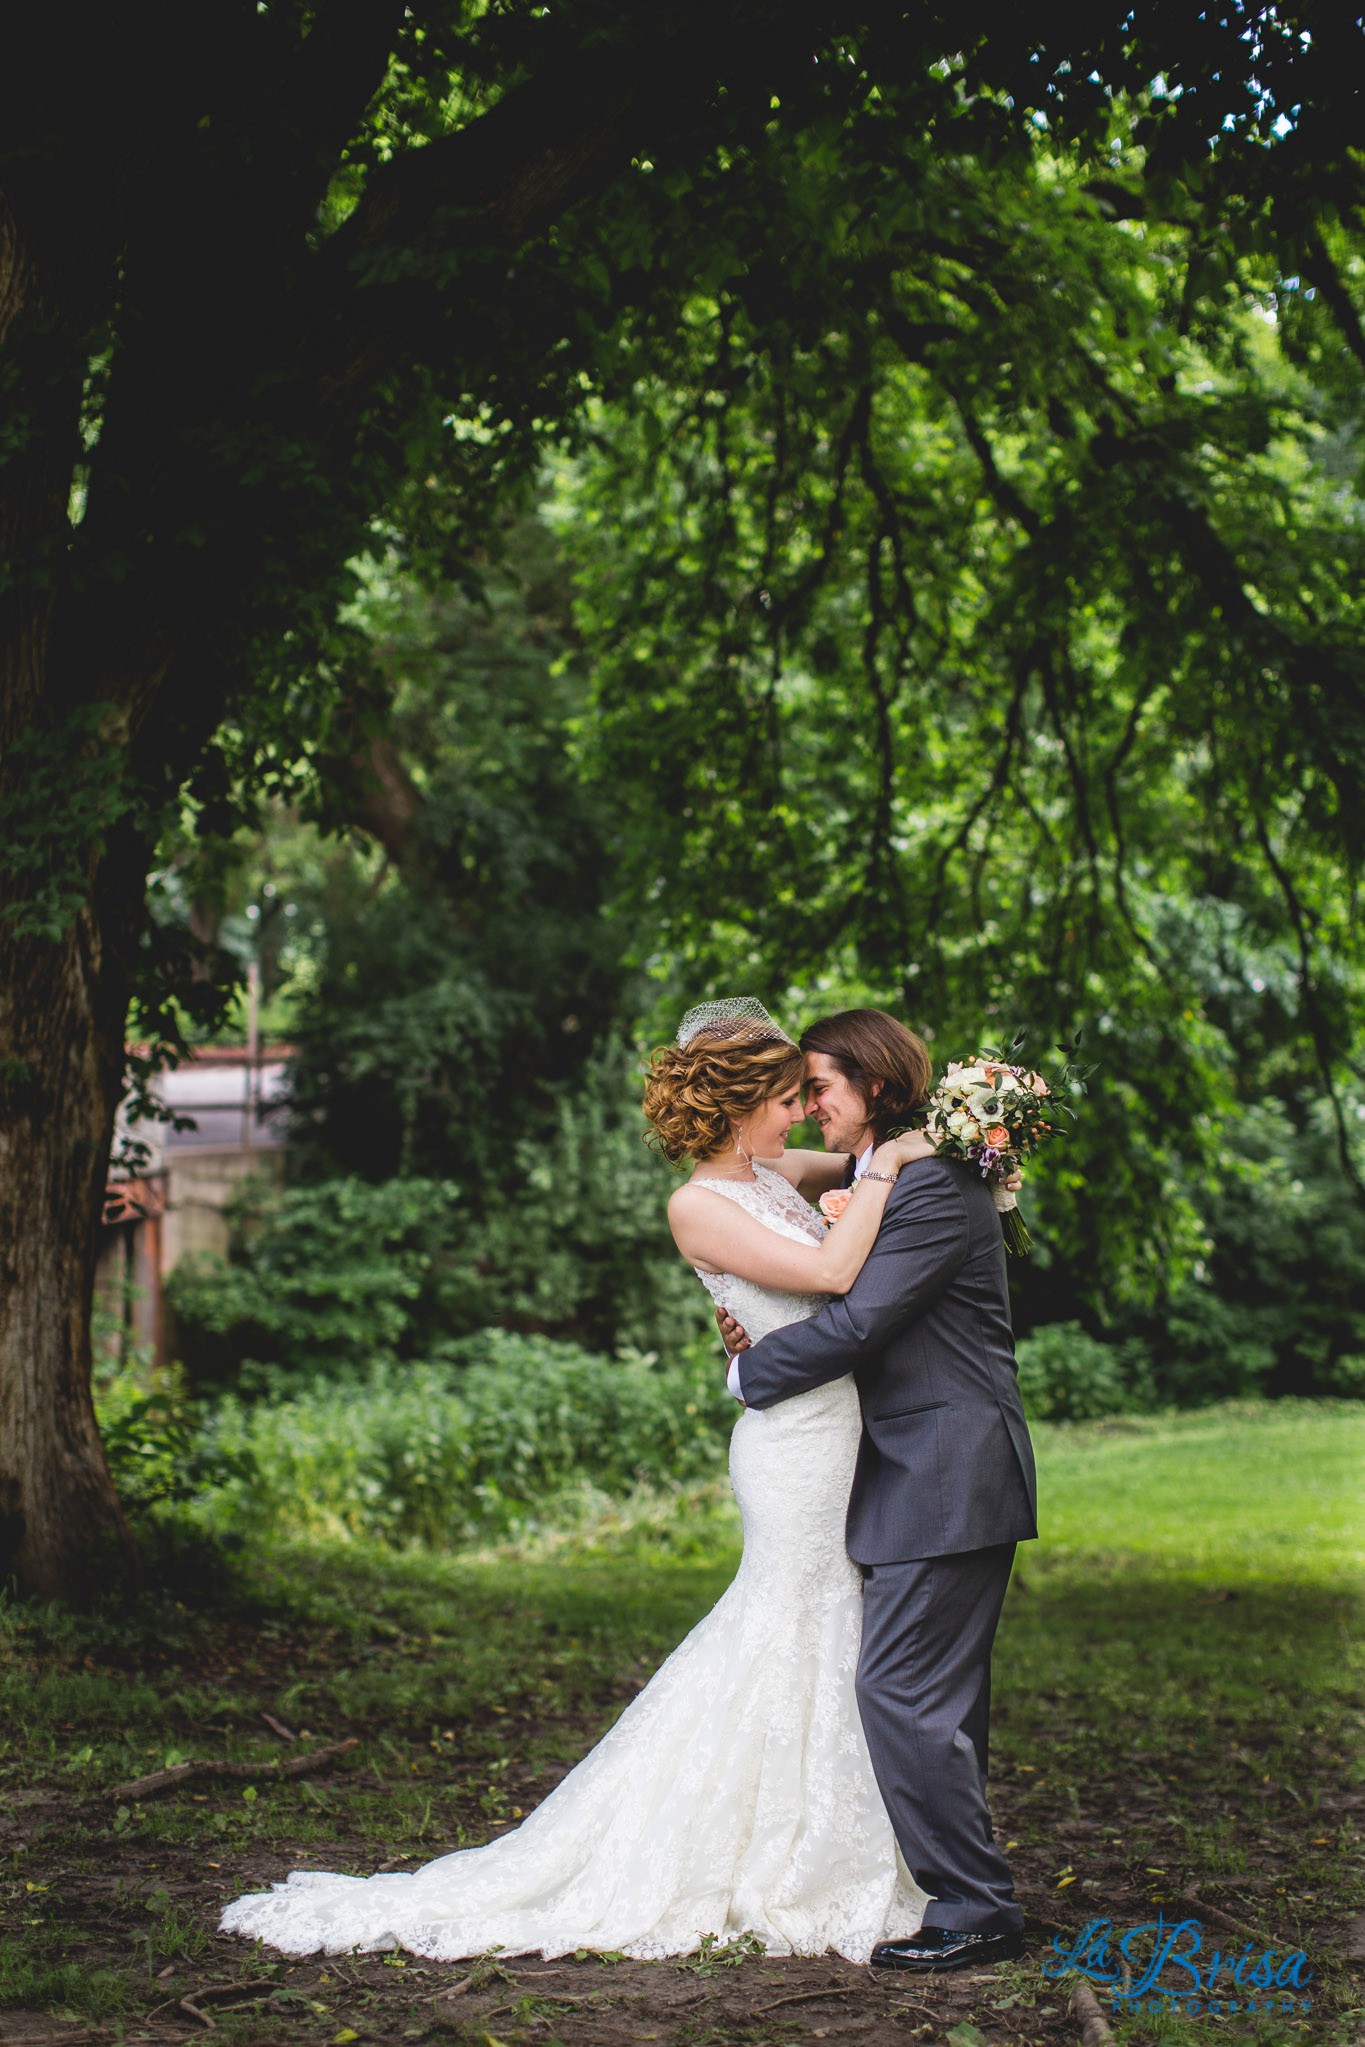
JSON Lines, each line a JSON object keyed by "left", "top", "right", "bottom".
{"left": 817, "top": 1188, "right": 853, "bottom": 1225}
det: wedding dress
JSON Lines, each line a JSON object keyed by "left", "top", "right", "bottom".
{"left": 219, "top": 1163, "right": 928, "bottom": 1962}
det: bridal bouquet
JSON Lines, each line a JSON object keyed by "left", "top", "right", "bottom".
{"left": 924, "top": 1035, "right": 1090, "bottom": 1256}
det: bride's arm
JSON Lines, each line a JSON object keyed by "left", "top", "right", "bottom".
{"left": 759, "top": 1149, "right": 849, "bottom": 1201}
{"left": 668, "top": 1135, "right": 930, "bottom": 1296}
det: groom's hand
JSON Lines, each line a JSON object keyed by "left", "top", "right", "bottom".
{"left": 716, "top": 1306, "right": 752, "bottom": 1355}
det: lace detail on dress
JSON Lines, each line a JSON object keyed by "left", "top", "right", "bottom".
{"left": 690, "top": 1164, "right": 827, "bottom": 1342}
{"left": 220, "top": 1160, "right": 927, "bottom": 1964}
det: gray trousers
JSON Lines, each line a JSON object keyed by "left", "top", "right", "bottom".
{"left": 857, "top": 1542, "right": 1022, "bottom": 1932}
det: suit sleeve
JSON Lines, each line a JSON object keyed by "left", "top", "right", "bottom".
{"left": 737, "top": 1163, "right": 971, "bottom": 1411}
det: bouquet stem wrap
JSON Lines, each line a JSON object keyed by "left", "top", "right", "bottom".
{"left": 990, "top": 1183, "right": 1032, "bottom": 1256}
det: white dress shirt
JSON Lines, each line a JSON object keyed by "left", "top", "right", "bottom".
{"left": 726, "top": 1144, "right": 874, "bottom": 1401}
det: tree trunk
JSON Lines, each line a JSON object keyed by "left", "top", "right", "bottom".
{"left": 0, "top": 195, "right": 139, "bottom": 1601}
{"left": 0, "top": 869, "right": 141, "bottom": 1600}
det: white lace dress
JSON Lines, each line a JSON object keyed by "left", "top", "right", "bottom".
{"left": 219, "top": 1163, "right": 928, "bottom": 1962}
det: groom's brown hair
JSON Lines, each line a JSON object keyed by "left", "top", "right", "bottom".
{"left": 798, "top": 1010, "right": 933, "bottom": 1140}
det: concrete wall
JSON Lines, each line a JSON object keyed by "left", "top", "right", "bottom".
{"left": 162, "top": 1147, "right": 286, "bottom": 1274}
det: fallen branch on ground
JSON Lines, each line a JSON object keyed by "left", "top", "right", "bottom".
{"left": 108, "top": 1738, "right": 357, "bottom": 1802}
{"left": 148, "top": 1978, "right": 280, "bottom": 2018}
{"left": 1070, "top": 1977, "right": 1114, "bottom": 2046}
{"left": 754, "top": 1987, "right": 851, "bottom": 2016}
{"left": 1173, "top": 1890, "right": 1276, "bottom": 1951}
{"left": 148, "top": 1979, "right": 284, "bottom": 2030}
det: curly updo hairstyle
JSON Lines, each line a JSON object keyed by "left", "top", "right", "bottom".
{"left": 642, "top": 1026, "right": 804, "bottom": 1165}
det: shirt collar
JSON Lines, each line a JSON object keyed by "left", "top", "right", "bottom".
{"left": 852, "top": 1141, "right": 875, "bottom": 1181}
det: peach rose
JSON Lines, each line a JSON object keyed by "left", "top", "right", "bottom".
{"left": 986, "top": 1125, "right": 1010, "bottom": 1149}
{"left": 818, "top": 1188, "right": 853, "bottom": 1224}
{"left": 1030, "top": 1073, "right": 1050, "bottom": 1096}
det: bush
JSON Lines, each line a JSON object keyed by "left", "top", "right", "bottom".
{"left": 1107, "top": 1102, "right": 1365, "bottom": 1405}
{"left": 450, "top": 1052, "right": 708, "bottom": 1352}
{"left": 167, "top": 1176, "right": 465, "bottom": 1384}
{"left": 192, "top": 1330, "right": 737, "bottom": 1547}
{"left": 167, "top": 1043, "right": 710, "bottom": 1378}
{"left": 1015, "top": 1321, "right": 1151, "bottom": 1422}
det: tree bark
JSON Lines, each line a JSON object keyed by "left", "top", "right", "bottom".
{"left": 0, "top": 864, "right": 143, "bottom": 1599}
{"left": 0, "top": 197, "right": 141, "bottom": 1598}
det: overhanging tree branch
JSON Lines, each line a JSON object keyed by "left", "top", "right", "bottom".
{"left": 1253, "top": 812, "right": 1363, "bottom": 1196}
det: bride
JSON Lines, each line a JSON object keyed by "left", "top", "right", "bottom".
{"left": 220, "top": 1001, "right": 934, "bottom": 1963}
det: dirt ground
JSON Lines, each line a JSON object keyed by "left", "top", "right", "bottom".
{"left": 6, "top": 1748, "right": 1358, "bottom": 2046}
{"left": 4, "top": 1606, "right": 1359, "bottom": 2047}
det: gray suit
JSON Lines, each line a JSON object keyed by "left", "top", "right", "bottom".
{"left": 738, "top": 1155, "right": 1037, "bottom": 1932}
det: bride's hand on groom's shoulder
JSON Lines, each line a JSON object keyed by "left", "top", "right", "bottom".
{"left": 885, "top": 1129, "right": 936, "bottom": 1168}
{"left": 716, "top": 1305, "right": 752, "bottom": 1354}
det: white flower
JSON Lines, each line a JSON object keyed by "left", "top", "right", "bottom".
{"left": 962, "top": 1118, "right": 981, "bottom": 1141}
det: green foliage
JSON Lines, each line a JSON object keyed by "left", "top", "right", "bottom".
{"left": 1015, "top": 1322, "right": 1151, "bottom": 1424}
{"left": 93, "top": 1365, "right": 203, "bottom": 1512}
{"left": 558, "top": 96, "right": 1365, "bottom": 1310}
{"left": 173, "top": 1035, "right": 703, "bottom": 1366}
{"left": 278, "top": 514, "right": 630, "bottom": 1188}
{"left": 0, "top": 705, "right": 137, "bottom": 944}
{"left": 1113, "top": 1102, "right": 1365, "bottom": 1404}
{"left": 192, "top": 1333, "right": 736, "bottom": 1548}
{"left": 167, "top": 1176, "right": 464, "bottom": 1384}
{"left": 0, "top": 1935, "right": 137, "bottom": 2020}
{"left": 443, "top": 1039, "right": 707, "bottom": 1352}
{"left": 8, "top": 1, "right": 1364, "bottom": 1601}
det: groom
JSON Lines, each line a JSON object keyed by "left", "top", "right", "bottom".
{"left": 720, "top": 1009, "right": 1037, "bottom": 1972}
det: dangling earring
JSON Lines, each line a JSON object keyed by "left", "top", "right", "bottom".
{"left": 733, "top": 1123, "right": 751, "bottom": 1173}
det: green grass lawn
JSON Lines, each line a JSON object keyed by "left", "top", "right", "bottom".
{"left": 1, "top": 1400, "right": 1362, "bottom": 2047}
{"left": 1033, "top": 1401, "right": 1363, "bottom": 1578}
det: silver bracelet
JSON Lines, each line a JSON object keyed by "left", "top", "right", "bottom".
{"left": 862, "top": 1167, "right": 899, "bottom": 1184}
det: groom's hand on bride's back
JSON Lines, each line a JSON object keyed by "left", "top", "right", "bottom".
{"left": 715, "top": 1169, "right": 1019, "bottom": 1362}
{"left": 716, "top": 1306, "right": 752, "bottom": 1355}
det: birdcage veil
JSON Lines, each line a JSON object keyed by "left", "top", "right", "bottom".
{"left": 675, "top": 997, "right": 795, "bottom": 1051}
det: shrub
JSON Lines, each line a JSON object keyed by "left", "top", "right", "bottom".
{"left": 166, "top": 1045, "right": 711, "bottom": 1379}
{"left": 192, "top": 1330, "right": 737, "bottom": 1547}
{"left": 452, "top": 1062, "right": 708, "bottom": 1352}
{"left": 1107, "top": 1102, "right": 1365, "bottom": 1405}
{"left": 167, "top": 1176, "right": 464, "bottom": 1384}
{"left": 1015, "top": 1321, "right": 1150, "bottom": 1423}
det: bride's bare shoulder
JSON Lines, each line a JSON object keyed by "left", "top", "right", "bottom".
{"left": 667, "top": 1179, "right": 737, "bottom": 1220}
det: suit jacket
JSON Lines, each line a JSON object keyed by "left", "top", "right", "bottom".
{"left": 738, "top": 1155, "right": 1038, "bottom": 1565}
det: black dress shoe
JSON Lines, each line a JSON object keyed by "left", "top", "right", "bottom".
{"left": 871, "top": 1925, "right": 1025, "bottom": 1972}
